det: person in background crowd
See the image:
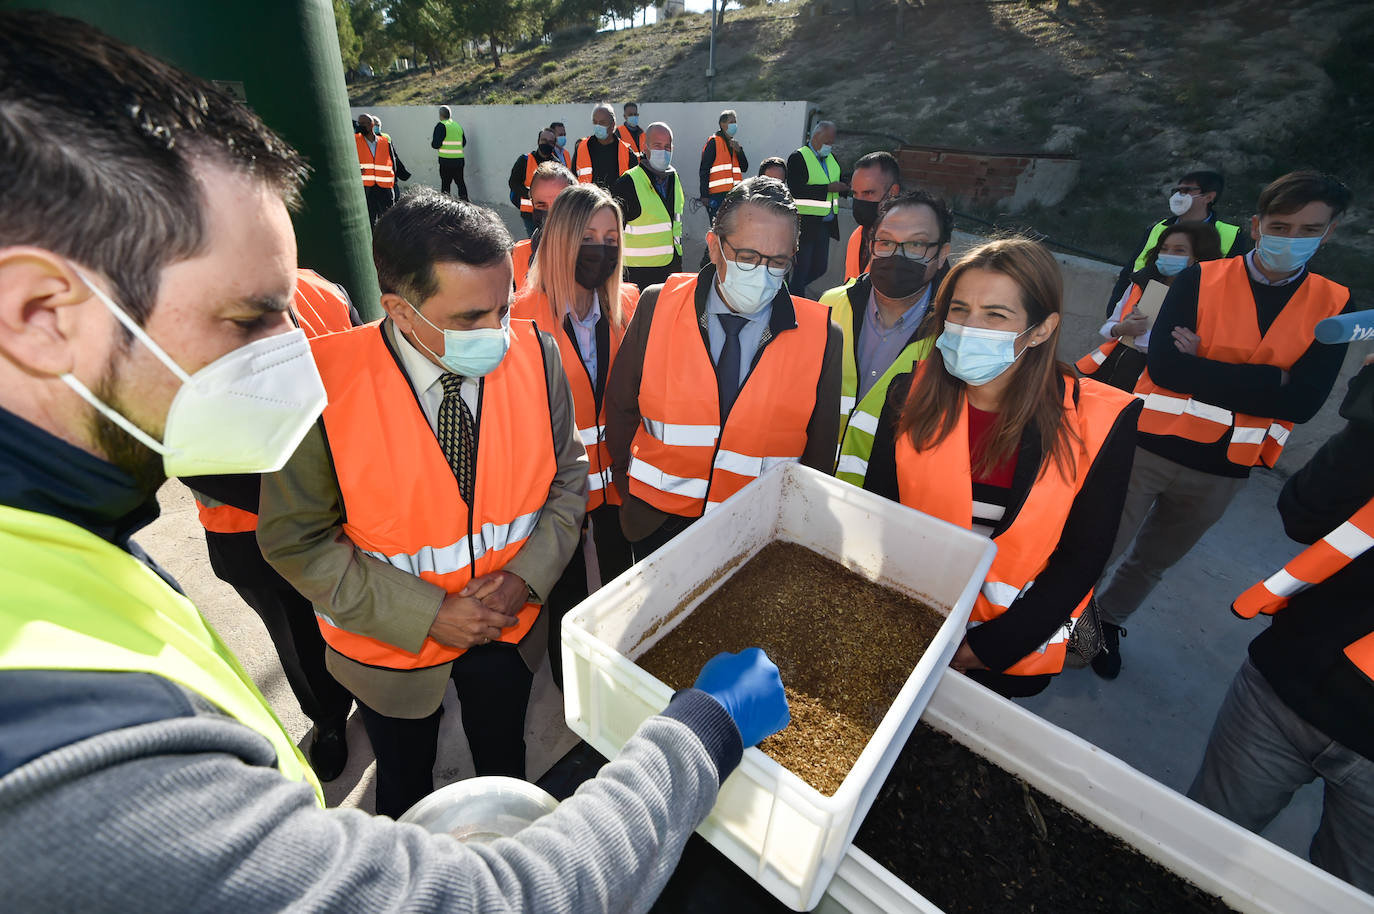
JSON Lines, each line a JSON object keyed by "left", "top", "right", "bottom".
{"left": 1090, "top": 171, "right": 1353, "bottom": 680}
{"left": 787, "top": 120, "right": 847, "bottom": 297}
{"left": 431, "top": 105, "right": 467, "bottom": 200}
{"left": 613, "top": 122, "right": 685, "bottom": 290}
{"left": 508, "top": 127, "right": 560, "bottom": 238}
{"left": 1188, "top": 358, "right": 1374, "bottom": 895}
{"left": 550, "top": 120, "right": 570, "bottom": 167}
{"left": 259, "top": 191, "right": 589, "bottom": 819}
{"left": 758, "top": 156, "right": 787, "bottom": 183}
{"left": 845, "top": 151, "right": 902, "bottom": 281}
{"left": 513, "top": 161, "right": 575, "bottom": 290}
{"left": 699, "top": 109, "right": 748, "bottom": 224}
{"left": 183, "top": 269, "right": 359, "bottom": 784}
{"left": 0, "top": 16, "right": 793, "bottom": 914}
{"left": 618, "top": 101, "right": 645, "bottom": 153}
{"left": 605, "top": 177, "right": 843, "bottom": 560}
{"left": 514, "top": 185, "right": 640, "bottom": 689}
{"left": 355, "top": 112, "right": 410, "bottom": 224}
{"left": 1078, "top": 222, "right": 1222, "bottom": 392}
{"left": 820, "top": 191, "right": 951, "bottom": 488}
{"left": 1106, "top": 169, "right": 1246, "bottom": 316}
{"left": 865, "top": 238, "right": 1141, "bottom": 698}
{"left": 573, "top": 103, "right": 636, "bottom": 189}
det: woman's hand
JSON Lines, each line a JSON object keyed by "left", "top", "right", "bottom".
{"left": 1115, "top": 310, "right": 1149, "bottom": 338}
{"left": 1172, "top": 326, "right": 1201, "bottom": 355}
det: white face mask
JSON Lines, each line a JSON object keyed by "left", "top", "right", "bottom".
{"left": 1168, "top": 191, "right": 1194, "bottom": 217}
{"left": 717, "top": 258, "right": 785, "bottom": 315}
{"left": 61, "top": 269, "right": 328, "bottom": 478}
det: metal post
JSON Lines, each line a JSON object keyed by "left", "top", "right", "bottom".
{"left": 706, "top": 0, "right": 717, "bottom": 101}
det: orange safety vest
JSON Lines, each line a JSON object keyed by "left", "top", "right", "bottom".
{"left": 513, "top": 284, "right": 640, "bottom": 511}
{"left": 308, "top": 320, "right": 554, "bottom": 669}
{"left": 1133, "top": 258, "right": 1346, "bottom": 468}
{"left": 844, "top": 226, "right": 864, "bottom": 281}
{"left": 1076, "top": 283, "right": 1144, "bottom": 376}
{"left": 519, "top": 153, "right": 541, "bottom": 214}
{"left": 355, "top": 132, "right": 395, "bottom": 189}
{"left": 895, "top": 372, "right": 1136, "bottom": 676}
{"left": 573, "top": 137, "right": 634, "bottom": 184}
{"left": 1233, "top": 495, "right": 1374, "bottom": 683}
{"left": 617, "top": 124, "right": 643, "bottom": 153}
{"left": 705, "top": 135, "right": 743, "bottom": 195}
{"left": 193, "top": 268, "right": 354, "bottom": 534}
{"left": 512, "top": 239, "right": 533, "bottom": 291}
{"left": 628, "top": 274, "right": 827, "bottom": 517}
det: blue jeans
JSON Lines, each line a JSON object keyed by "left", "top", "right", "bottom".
{"left": 1188, "top": 657, "right": 1374, "bottom": 893}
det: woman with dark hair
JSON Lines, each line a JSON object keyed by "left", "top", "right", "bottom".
{"left": 1078, "top": 222, "right": 1223, "bottom": 391}
{"left": 865, "top": 237, "right": 1141, "bottom": 697}
{"left": 512, "top": 183, "right": 639, "bottom": 688}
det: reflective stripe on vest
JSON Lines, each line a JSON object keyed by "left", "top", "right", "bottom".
{"left": 628, "top": 274, "right": 826, "bottom": 517}
{"left": 574, "top": 137, "right": 634, "bottom": 184}
{"left": 438, "top": 119, "right": 465, "bottom": 158}
{"left": 511, "top": 283, "right": 639, "bottom": 510}
{"left": 1132, "top": 219, "right": 1243, "bottom": 271}
{"left": 845, "top": 227, "right": 863, "bottom": 280}
{"left": 821, "top": 279, "right": 935, "bottom": 487}
{"left": 795, "top": 145, "right": 840, "bottom": 218}
{"left": 895, "top": 371, "right": 1136, "bottom": 676}
{"left": 310, "top": 321, "right": 555, "bottom": 669}
{"left": 1132, "top": 258, "right": 1347, "bottom": 467}
{"left": 706, "top": 135, "right": 742, "bottom": 194}
{"left": 624, "top": 167, "right": 684, "bottom": 267}
{"left": 1233, "top": 496, "right": 1374, "bottom": 618}
{"left": 356, "top": 133, "right": 395, "bottom": 188}
{"left": 1076, "top": 284, "right": 1143, "bottom": 377}
{"left": 519, "top": 154, "right": 540, "bottom": 213}
{"left": 0, "top": 505, "right": 323, "bottom": 802}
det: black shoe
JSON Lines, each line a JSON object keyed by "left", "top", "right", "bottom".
{"left": 308, "top": 723, "right": 348, "bottom": 782}
{"left": 1091, "top": 623, "right": 1127, "bottom": 680}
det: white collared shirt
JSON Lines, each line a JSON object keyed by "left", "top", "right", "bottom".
{"left": 386, "top": 320, "right": 479, "bottom": 434}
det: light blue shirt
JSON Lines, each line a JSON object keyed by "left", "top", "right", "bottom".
{"left": 855, "top": 284, "right": 931, "bottom": 400}
{"left": 568, "top": 293, "right": 602, "bottom": 382}
{"left": 1245, "top": 249, "right": 1304, "bottom": 287}
{"left": 705, "top": 280, "right": 771, "bottom": 390}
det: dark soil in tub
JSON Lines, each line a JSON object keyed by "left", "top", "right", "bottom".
{"left": 854, "top": 724, "right": 1239, "bottom": 913}
{"left": 637, "top": 540, "right": 946, "bottom": 796}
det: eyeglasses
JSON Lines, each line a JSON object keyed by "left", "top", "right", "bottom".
{"left": 720, "top": 236, "right": 793, "bottom": 277}
{"left": 1171, "top": 186, "right": 1202, "bottom": 196}
{"left": 871, "top": 238, "right": 940, "bottom": 262}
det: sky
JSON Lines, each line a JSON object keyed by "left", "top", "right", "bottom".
{"left": 605, "top": 1, "right": 726, "bottom": 29}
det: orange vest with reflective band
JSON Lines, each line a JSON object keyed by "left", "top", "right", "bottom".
{"left": 356, "top": 133, "right": 395, "bottom": 189}
{"left": 1233, "top": 495, "right": 1374, "bottom": 683}
{"left": 193, "top": 269, "right": 354, "bottom": 534}
{"left": 705, "top": 135, "right": 743, "bottom": 195}
{"left": 512, "top": 283, "right": 639, "bottom": 510}
{"left": 519, "top": 154, "right": 541, "bottom": 214}
{"left": 628, "top": 274, "right": 827, "bottom": 517}
{"left": 618, "top": 124, "right": 643, "bottom": 153}
{"left": 308, "top": 321, "right": 554, "bottom": 669}
{"left": 1076, "top": 284, "right": 1144, "bottom": 376}
{"left": 513, "top": 240, "right": 533, "bottom": 291}
{"left": 1133, "top": 258, "right": 1346, "bottom": 468}
{"left": 844, "top": 226, "right": 863, "bottom": 281}
{"left": 895, "top": 372, "right": 1136, "bottom": 676}
{"left": 574, "top": 137, "right": 634, "bottom": 184}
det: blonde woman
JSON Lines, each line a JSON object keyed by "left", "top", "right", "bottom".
{"left": 513, "top": 183, "right": 639, "bottom": 688}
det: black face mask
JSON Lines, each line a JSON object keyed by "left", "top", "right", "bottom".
{"left": 868, "top": 253, "right": 933, "bottom": 299}
{"left": 532, "top": 209, "right": 548, "bottom": 230}
{"left": 575, "top": 242, "right": 619, "bottom": 289}
{"left": 537, "top": 143, "right": 555, "bottom": 158}
{"left": 852, "top": 198, "right": 880, "bottom": 229}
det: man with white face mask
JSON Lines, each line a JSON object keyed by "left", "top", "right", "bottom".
{"left": 613, "top": 121, "right": 685, "bottom": 290}
{"left": 1, "top": 17, "right": 793, "bottom": 912}
{"left": 605, "top": 177, "right": 843, "bottom": 559}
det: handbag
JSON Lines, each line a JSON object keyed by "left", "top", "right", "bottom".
{"left": 1064, "top": 596, "right": 1105, "bottom": 667}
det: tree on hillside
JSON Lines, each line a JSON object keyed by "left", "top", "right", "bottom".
{"left": 448, "top": 0, "right": 538, "bottom": 69}
{"left": 335, "top": 0, "right": 363, "bottom": 71}
{"left": 391, "top": 0, "right": 458, "bottom": 69}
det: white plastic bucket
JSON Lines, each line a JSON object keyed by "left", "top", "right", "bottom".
{"left": 398, "top": 776, "right": 560, "bottom": 843}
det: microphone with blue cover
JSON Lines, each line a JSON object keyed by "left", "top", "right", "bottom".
{"left": 1314, "top": 311, "right": 1374, "bottom": 344}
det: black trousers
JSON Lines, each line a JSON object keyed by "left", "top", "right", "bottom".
{"left": 626, "top": 256, "right": 683, "bottom": 291}
{"left": 630, "top": 513, "right": 695, "bottom": 564}
{"left": 356, "top": 641, "right": 534, "bottom": 819}
{"left": 439, "top": 158, "right": 468, "bottom": 200}
{"left": 793, "top": 230, "right": 832, "bottom": 296}
{"left": 546, "top": 504, "right": 634, "bottom": 689}
{"left": 364, "top": 185, "right": 396, "bottom": 225}
{"left": 204, "top": 531, "right": 353, "bottom": 728}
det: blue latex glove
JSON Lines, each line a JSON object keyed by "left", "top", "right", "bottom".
{"left": 693, "top": 648, "right": 790, "bottom": 748}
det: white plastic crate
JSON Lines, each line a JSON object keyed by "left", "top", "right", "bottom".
{"left": 881, "top": 670, "right": 1374, "bottom": 914}
{"left": 562, "top": 462, "right": 997, "bottom": 911}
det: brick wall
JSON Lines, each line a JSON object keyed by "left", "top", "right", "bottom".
{"left": 895, "top": 145, "right": 1076, "bottom": 210}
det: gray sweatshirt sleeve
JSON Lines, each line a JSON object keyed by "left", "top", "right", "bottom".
{"left": 0, "top": 689, "right": 741, "bottom": 914}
